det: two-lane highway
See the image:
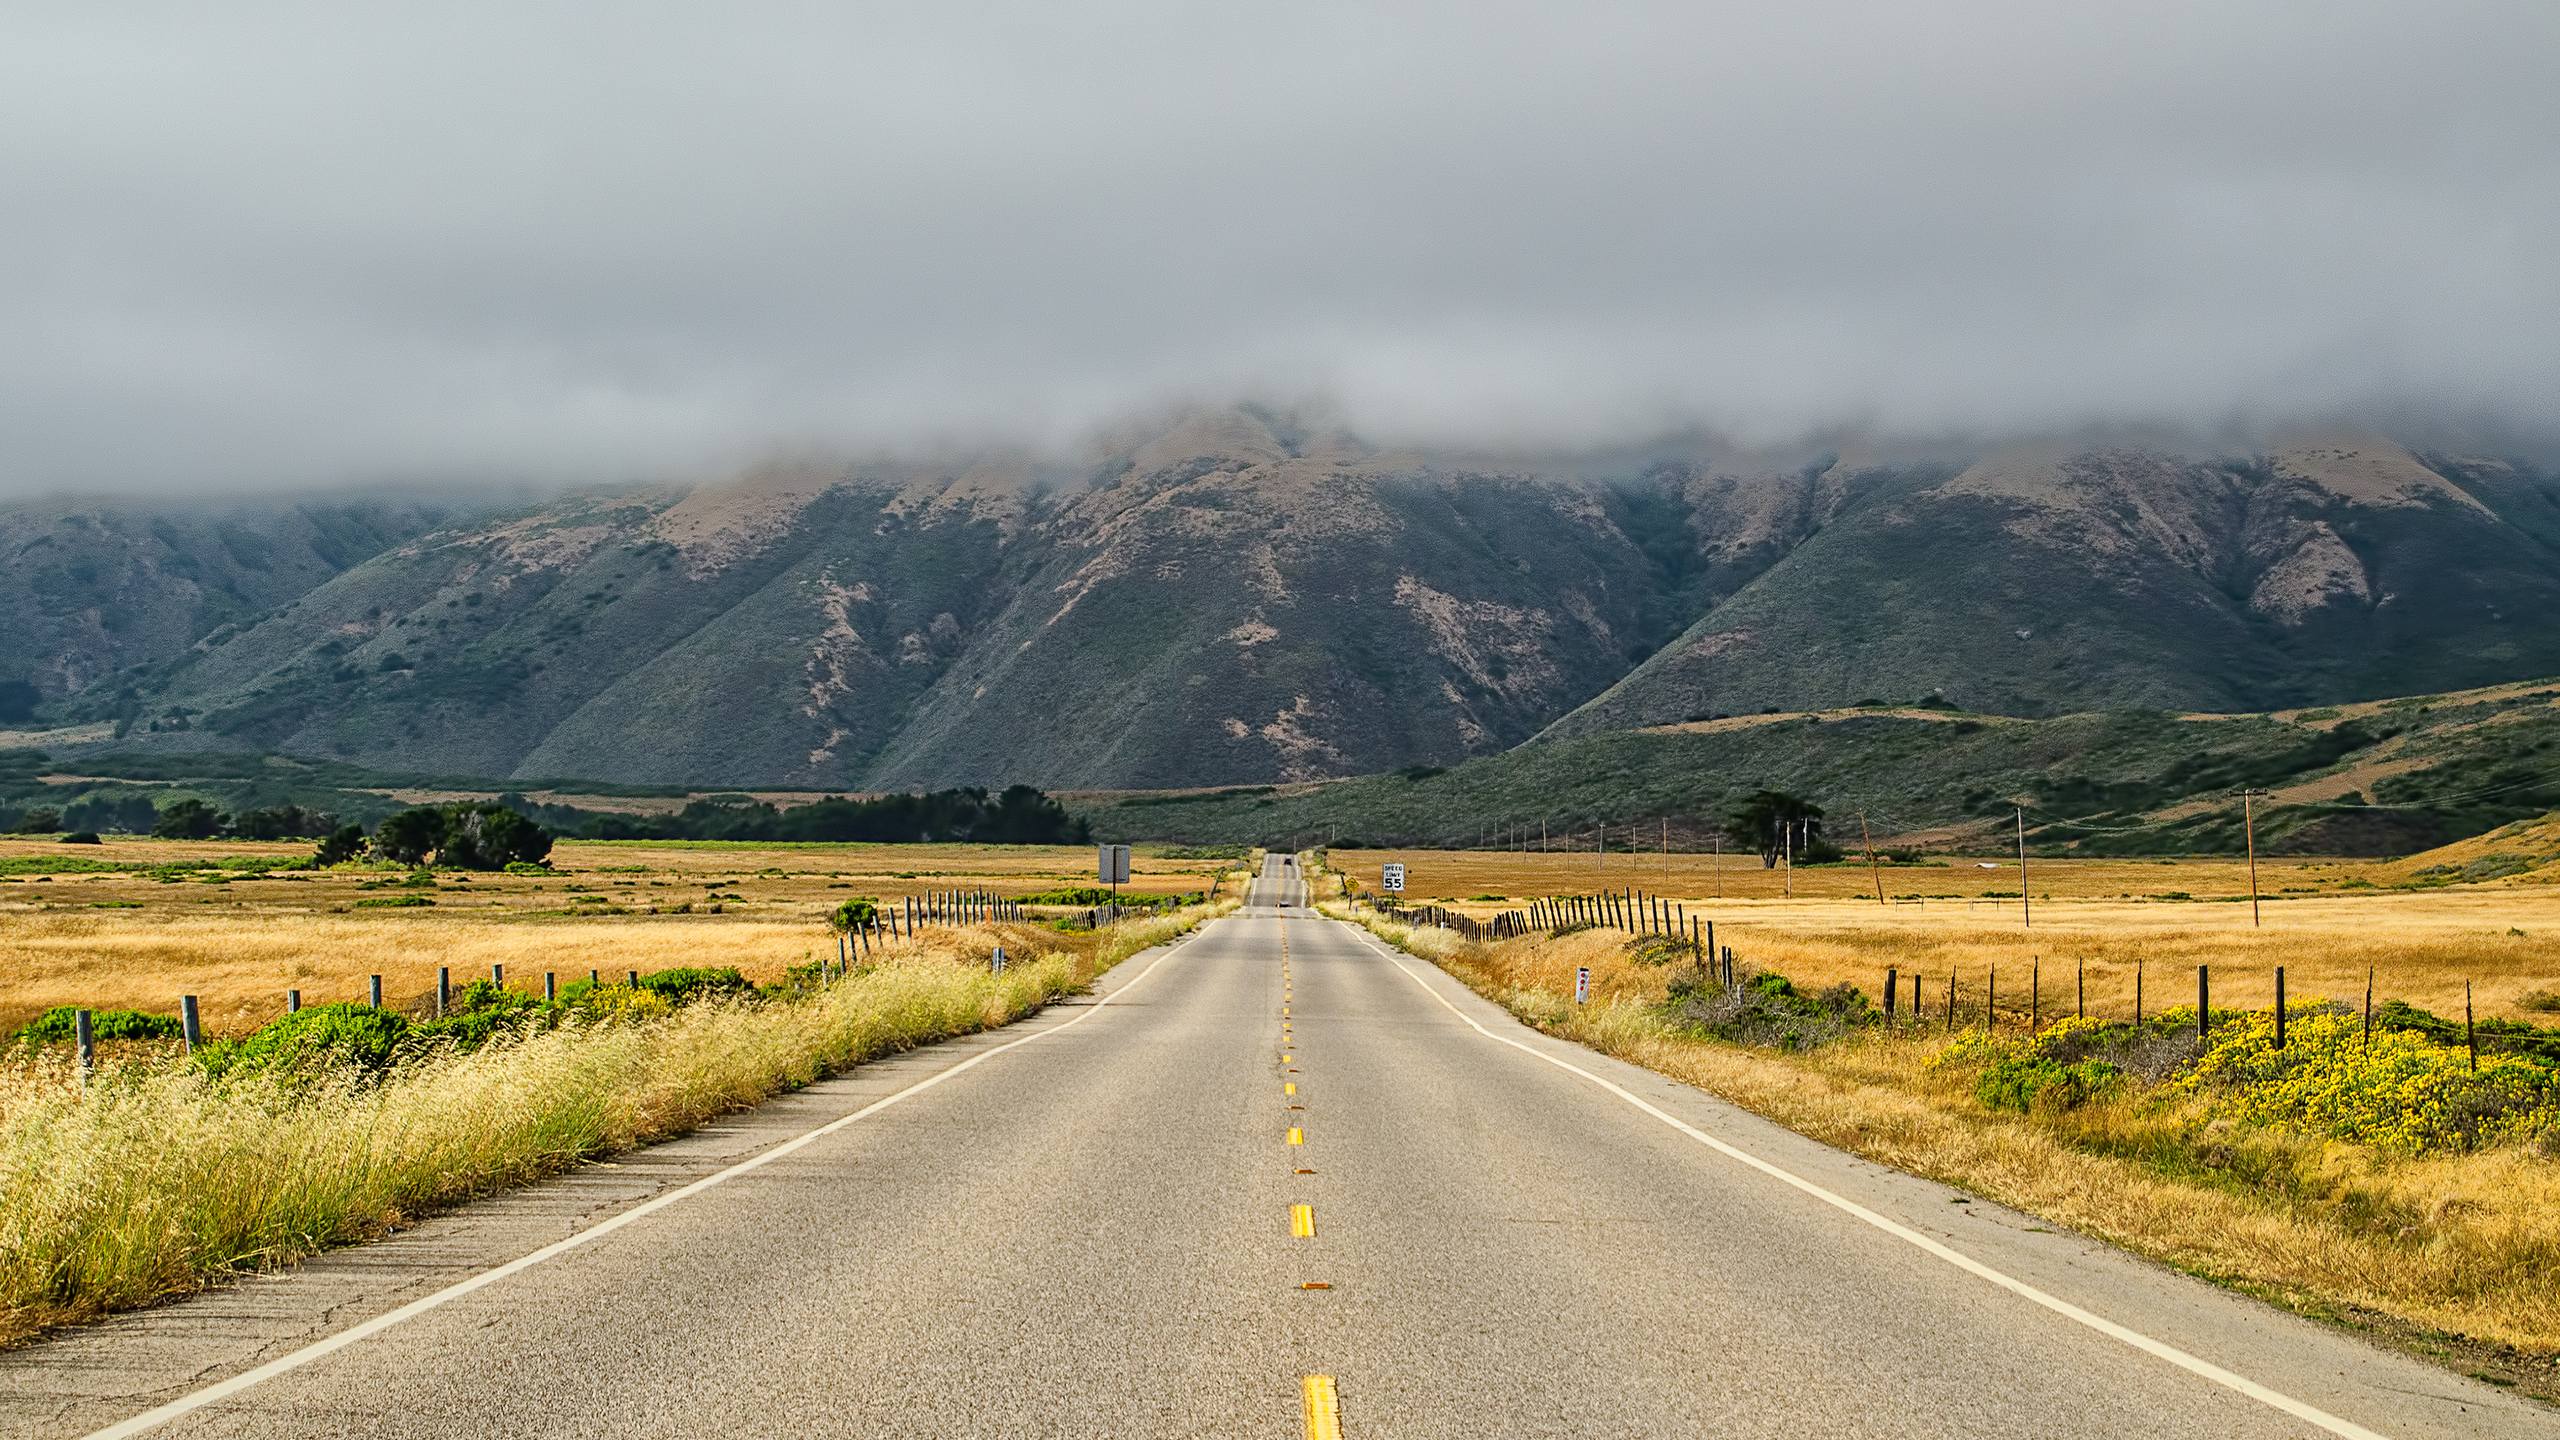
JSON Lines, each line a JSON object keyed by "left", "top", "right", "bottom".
{"left": 4, "top": 853, "right": 2549, "bottom": 1437}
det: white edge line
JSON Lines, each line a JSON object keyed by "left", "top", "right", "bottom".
{"left": 1347, "top": 926, "right": 2391, "bottom": 1440}
{"left": 79, "top": 932, "right": 1198, "bottom": 1440}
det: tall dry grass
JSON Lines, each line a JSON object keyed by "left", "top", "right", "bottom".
{"left": 0, "top": 906, "right": 1220, "bottom": 1346}
{"left": 1335, "top": 906, "right": 2560, "bottom": 1372}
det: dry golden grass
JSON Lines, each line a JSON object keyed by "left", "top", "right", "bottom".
{"left": 1339, "top": 908, "right": 2560, "bottom": 1373}
{"left": 0, "top": 903, "right": 1226, "bottom": 1345}
{"left": 1332, "top": 849, "right": 2560, "bottom": 1024}
{"left": 0, "top": 838, "right": 1245, "bottom": 1036}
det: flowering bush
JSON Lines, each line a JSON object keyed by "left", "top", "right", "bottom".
{"left": 2172, "top": 1011, "right": 2560, "bottom": 1155}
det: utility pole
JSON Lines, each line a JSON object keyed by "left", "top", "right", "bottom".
{"left": 1860, "top": 811, "right": 1885, "bottom": 905}
{"left": 1783, "top": 818, "right": 1793, "bottom": 898}
{"left": 1598, "top": 821, "right": 1606, "bottom": 871}
{"left": 1662, "top": 816, "right": 1669, "bottom": 882}
{"left": 2243, "top": 788, "right": 2262, "bottom": 928}
{"left": 2016, "top": 807, "right": 2031, "bottom": 930}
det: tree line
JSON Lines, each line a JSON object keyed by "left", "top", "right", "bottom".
{"left": 513, "top": 784, "right": 1090, "bottom": 845}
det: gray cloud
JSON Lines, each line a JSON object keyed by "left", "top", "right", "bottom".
{"left": 3, "top": 0, "right": 2555, "bottom": 493}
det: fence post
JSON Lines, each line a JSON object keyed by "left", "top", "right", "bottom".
{"left": 545, "top": 971, "right": 557, "bottom": 1002}
{"left": 2031, "top": 959, "right": 2039, "bottom": 1030}
{"left": 369, "top": 974, "right": 383, "bottom": 1008}
{"left": 628, "top": 969, "right": 640, "bottom": 989}
{"left": 2077, "top": 958, "right": 2084, "bottom": 1020}
{"left": 492, "top": 963, "right": 504, "bottom": 989}
{"left": 1884, "top": 967, "right": 1898, "bottom": 1020}
{"left": 2273, "top": 966, "right": 2285, "bottom": 1049}
{"left": 1987, "top": 966, "right": 1997, "bottom": 1031}
{"left": 287, "top": 989, "right": 301, "bottom": 1014}
{"left": 436, "top": 967, "right": 450, "bottom": 1018}
{"left": 75, "top": 1009, "right": 94, "bottom": 1084}
{"left": 2197, "top": 966, "right": 2209, "bottom": 1040}
{"left": 590, "top": 968, "right": 600, "bottom": 987}
{"left": 2135, "top": 961, "right": 2144, "bottom": 1023}
{"left": 1945, "top": 972, "right": 1957, "bottom": 1032}
{"left": 180, "top": 995, "right": 201, "bottom": 1053}
{"left": 2466, "top": 981, "right": 2477, "bottom": 1073}
{"left": 2362, "top": 968, "right": 2373, "bottom": 1047}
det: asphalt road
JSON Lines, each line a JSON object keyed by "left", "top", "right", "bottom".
{"left": 4, "top": 853, "right": 2551, "bottom": 1438}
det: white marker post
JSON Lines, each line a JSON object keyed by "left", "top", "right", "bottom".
{"left": 1575, "top": 967, "right": 1591, "bottom": 1005}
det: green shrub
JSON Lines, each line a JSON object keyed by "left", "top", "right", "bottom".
{"left": 59, "top": 831, "right": 102, "bottom": 845}
{"left": 1972, "top": 1049, "right": 2123, "bottom": 1113}
{"left": 1663, "top": 966, "right": 1874, "bottom": 1050}
{"left": 829, "top": 897, "right": 878, "bottom": 932}
{"left": 634, "top": 967, "right": 754, "bottom": 1004}
{"left": 502, "top": 860, "right": 551, "bottom": 875}
{"left": 14, "top": 1007, "right": 183, "bottom": 1045}
{"left": 197, "top": 1004, "right": 409, "bottom": 1077}
{"left": 353, "top": 895, "right": 433, "bottom": 909}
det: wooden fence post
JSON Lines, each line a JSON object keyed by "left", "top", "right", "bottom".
{"left": 2197, "top": 966, "right": 2209, "bottom": 1041}
{"left": 75, "top": 1009, "right": 94, "bottom": 1084}
{"left": 1885, "top": 966, "right": 1898, "bottom": 1020}
{"left": 2467, "top": 981, "right": 2477, "bottom": 1073}
{"left": 180, "top": 995, "right": 201, "bottom": 1053}
{"left": 287, "top": 989, "right": 300, "bottom": 1014}
{"left": 545, "top": 971, "right": 557, "bottom": 1002}
{"left": 436, "top": 967, "right": 450, "bottom": 1018}
{"left": 2273, "top": 966, "right": 2285, "bottom": 1049}
{"left": 369, "top": 974, "right": 383, "bottom": 1008}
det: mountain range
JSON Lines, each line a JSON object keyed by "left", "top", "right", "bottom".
{"left": 6, "top": 411, "right": 2558, "bottom": 790}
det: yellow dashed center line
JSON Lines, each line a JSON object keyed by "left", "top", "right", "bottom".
{"left": 1286, "top": 1126, "right": 1303, "bottom": 1145}
{"left": 1284, "top": 1082, "right": 1296, "bottom": 1096}
{"left": 1290, "top": 1203, "right": 1316, "bottom": 1238}
{"left": 1301, "top": 1374, "right": 1343, "bottom": 1439}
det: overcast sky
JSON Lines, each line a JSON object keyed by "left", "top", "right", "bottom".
{"left": 3, "top": 0, "right": 2555, "bottom": 494}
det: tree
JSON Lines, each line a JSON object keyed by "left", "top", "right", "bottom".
{"left": 1722, "top": 790, "right": 1828, "bottom": 869}
{"left": 313, "top": 824, "right": 370, "bottom": 866}
{"left": 375, "top": 807, "right": 445, "bottom": 865}
{"left": 828, "top": 897, "right": 878, "bottom": 933}
{"left": 151, "top": 798, "right": 229, "bottom": 840}
{"left": 11, "top": 807, "right": 62, "bottom": 834}
{"left": 438, "top": 804, "right": 551, "bottom": 870}
{"left": 236, "top": 804, "right": 332, "bottom": 840}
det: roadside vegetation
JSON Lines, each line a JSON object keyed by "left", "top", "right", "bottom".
{"left": 0, "top": 903, "right": 1224, "bottom": 1346}
{"left": 1325, "top": 880, "right": 2560, "bottom": 1394}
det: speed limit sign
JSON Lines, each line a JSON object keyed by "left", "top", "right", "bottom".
{"left": 1381, "top": 863, "right": 1406, "bottom": 893}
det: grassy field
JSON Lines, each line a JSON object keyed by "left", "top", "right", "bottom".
{"left": 0, "top": 901, "right": 1229, "bottom": 1345}
{"left": 0, "top": 838, "right": 1244, "bottom": 1037}
{"left": 1329, "top": 900, "right": 2560, "bottom": 1392}
{"left": 1327, "top": 848, "right": 2560, "bottom": 1025}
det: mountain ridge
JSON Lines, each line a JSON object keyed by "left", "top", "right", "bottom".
{"left": 12, "top": 414, "right": 2560, "bottom": 789}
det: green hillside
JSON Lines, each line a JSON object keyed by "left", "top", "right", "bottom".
{"left": 1072, "top": 679, "right": 2560, "bottom": 856}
